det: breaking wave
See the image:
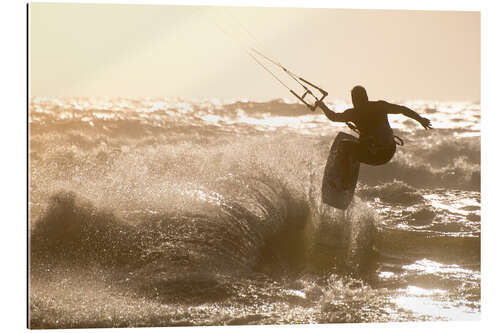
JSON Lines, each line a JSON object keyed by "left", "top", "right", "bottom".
{"left": 30, "top": 133, "right": 378, "bottom": 302}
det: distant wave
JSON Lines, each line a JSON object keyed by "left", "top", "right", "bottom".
{"left": 358, "top": 132, "right": 480, "bottom": 191}
{"left": 358, "top": 154, "right": 480, "bottom": 191}
{"left": 357, "top": 181, "right": 424, "bottom": 205}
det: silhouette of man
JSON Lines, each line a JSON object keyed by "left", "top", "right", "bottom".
{"left": 316, "top": 85, "right": 432, "bottom": 188}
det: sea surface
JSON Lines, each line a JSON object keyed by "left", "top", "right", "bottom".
{"left": 28, "top": 97, "right": 480, "bottom": 328}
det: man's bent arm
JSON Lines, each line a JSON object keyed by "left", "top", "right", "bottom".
{"left": 317, "top": 101, "right": 352, "bottom": 122}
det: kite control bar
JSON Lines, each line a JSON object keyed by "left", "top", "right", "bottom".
{"left": 288, "top": 77, "right": 328, "bottom": 111}
{"left": 246, "top": 47, "right": 328, "bottom": 112}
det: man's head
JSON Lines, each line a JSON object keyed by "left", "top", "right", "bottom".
{"left": 351, "top": 85, "right": 369, "bottom": 108}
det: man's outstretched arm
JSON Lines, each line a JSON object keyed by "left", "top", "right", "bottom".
{"left": 316, "top": 101, "right": 352, "bottom": 123}
{"left": 384, "top": 102, "right": 432, "bottom": 130}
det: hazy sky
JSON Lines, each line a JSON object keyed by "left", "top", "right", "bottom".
{"left": 29, "top": 3, "right": 480, "bottom": 101}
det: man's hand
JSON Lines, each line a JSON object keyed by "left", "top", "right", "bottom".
{"left": 419, "top": 117, "right": 432, "bottom": 130}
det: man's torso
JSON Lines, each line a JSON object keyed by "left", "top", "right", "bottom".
{"left": 345, "top": 101, "right": 395, "bottom": 147}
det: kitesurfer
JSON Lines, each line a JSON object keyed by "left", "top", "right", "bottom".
{"left": 317, "top": 85, "right": 432, "bottom": 188}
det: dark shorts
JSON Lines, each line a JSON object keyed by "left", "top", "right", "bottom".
{"left": 341, "top": 139, "right": 396, "bottom": 166}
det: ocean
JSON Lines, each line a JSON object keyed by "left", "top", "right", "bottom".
{"left": 28, "top": 97, "right": 480, "bottom": 328}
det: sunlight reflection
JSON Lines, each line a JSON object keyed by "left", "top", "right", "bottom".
{"left": 394, "top": 294, "right": 479, "bottom": 321}
{"left": 402, "top": 259, "right": 480, "bottom": 280}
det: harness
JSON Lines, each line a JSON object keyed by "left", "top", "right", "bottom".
{"left": 346, "top": 121, "right": 405, "bottom": 147}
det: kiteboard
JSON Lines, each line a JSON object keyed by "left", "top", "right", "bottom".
{"left": 321, "top": 132, "right": 360, "bottom": 209}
